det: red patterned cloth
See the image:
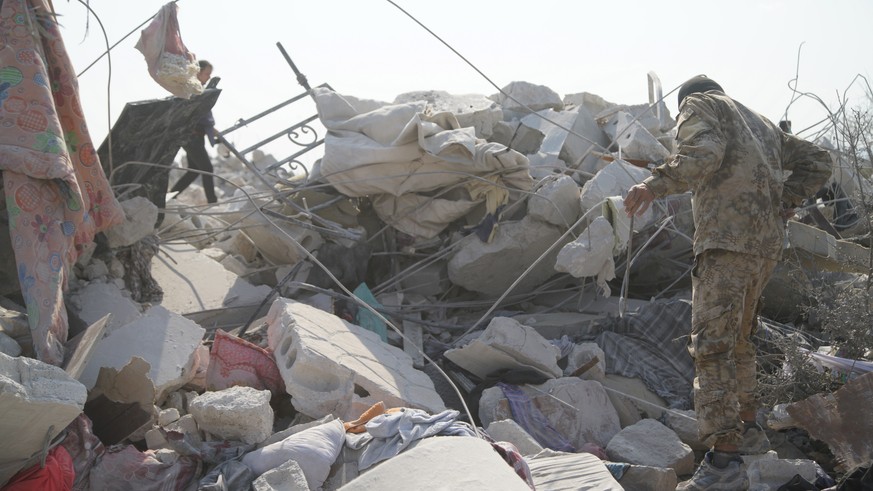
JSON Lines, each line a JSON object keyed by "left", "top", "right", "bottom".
{"left": 2, "top": 446, "right": 74, "bottom": 491}
{"left": 0, "top": 0, "right": 123, "bottom": 365}
{"left": 206, "top": 330, "right": 284, "bottom": 394}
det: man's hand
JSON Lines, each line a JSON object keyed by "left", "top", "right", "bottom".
{"left": 624, "top": 183, "right": 655, "bottom": 217}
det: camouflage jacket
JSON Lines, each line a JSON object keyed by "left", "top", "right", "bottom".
{"left": 643, "top": 91, "right": 832, "bottom": 260}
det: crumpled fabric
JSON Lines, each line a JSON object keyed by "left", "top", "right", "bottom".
{"left": 0, "top": 0, "right": 124, "bottom": 365}
{"left": 59, "top": 414, "right": 105, "bottom": 491}
{"left": 197, "top": 460, "right": 254, "bottom": 491}
{"left": 206, "top": 330, "right": 284, "bottom": 395}
{"left": 133, "top": 2, "right": 202, "bottom": 99}
{"left": 498, "top": 382, "right": 575, "bottom": 453}
{"left": 2, "top": 446, "right": 74, "bottom": 491}
{"left": 344, "top": 408, "right": 477, "bottom": 470}
{"left": 88, "top": 445, "right": 200, "bottom": 491}
{"left": 489, "top": 441, "right": 536, "bottom": 490}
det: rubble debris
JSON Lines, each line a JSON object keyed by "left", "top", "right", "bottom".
{"left": 394, "top": 90, "right": 503, "bottom": 139}
{"left": 743, "top": 452, "right": 818, "bottom": 490}
{"left": 189, "top": 386, "right": 274, "bottom": 444}
{"left": 88, "top": 444, "right": 199, "bottom": 491}
{"left": 341, "top": 436, "right": 532, "bottom": 490}
{"left": 480, "top": 378, "right": 621, "bottom": 449}
{"left": 555, "top": 216, "right": 616, "bottom": 293}
{"left": 251, "top": 459, "right": 308, "bottom": 491}
{"left": 63, "top": 314, "right": 111, "bottom": 380}
{"left": 605, "top": 418, "right": 694, "bottom": 476}
{"left": 0, "top": 352, "right": 87, "bottom": 486}
{"left": 787, "top": 371, "right": 873, "bottom": 470}
{"left": 528, "top": 175, "right": 582, "bottom": 228}
{"left": 206, "top": 329, "right": 284, "bottom": 394}
{"left": 79, "top": 306, "right": 205, "bottom": 401}
{"left": 84, "top": 357, "right": 155, "bottom": 446}
{"left": 103, "top": 196, "right": 160, "bottom": 248}
{"left": 490, "top": 81, "right": 564, "bottom": 114}
{"left": 596, "top": 109, "right": 671, "bottom": 163}
{"left": 0, "top": 331, "right": 22, "bottom": 357}
{"left": 66, "top": 281, "right": 142, "bottom": 333}
{"left": 618, "top": 464, "right": 679, "bottom": 491}
{"left": 265, "top": 299, "right": 444, "bottom": 419}
{"left": 448, "top": 216, "right": 568, "bottom": 296}
{"left": 445, "top": 316, "right": 562, "bottom": 379}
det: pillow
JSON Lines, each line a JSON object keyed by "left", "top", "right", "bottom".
{"left": 242, "top": 419, "right": 344, "bottom": 490}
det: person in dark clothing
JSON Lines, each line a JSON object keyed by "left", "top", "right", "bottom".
{"left": 170, "top": 60, "right": 218, "bottom": 203}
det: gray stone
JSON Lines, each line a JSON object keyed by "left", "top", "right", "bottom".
{"left": 601, "top": 374, "right": 667, "bottom": 426}
{"left": 0, "top": 352, "right": 87, "bottom": 486}
{"left": 0, "top": 332, "right": 21, "bottom": 357}
{"left": 579, "top": 159, "right": 651, "bottom": 212}
{"left": 564, "top": 92, "right": 615, "bottom": 118}
{"left": 340, "top": 436, "right": 530, "bottom": 490}
{"left": 606, "top": 418, "right": 694, "bottom": 476}
{"left": 448, "top": 216, "right": 568, "bottom": 296}
{"left": 527, "top": 449, "right": 623, "bottom": 490}
{"left": 398, "top": 261, "right": 449, "bottom": 297}
{"left": 83, "top": 258, "right": 110, "bottom": 280}
{"left": 560, "top": 105, "right": 611, "bottom": 175}
{"left": 104, "top": 196, "right": 159, "bottom": 248}
{"left": 564, "top": 342, "right": 606, "bottom": 381}
{"left": 618, "top": 464, "right": 678, "bottom": 491}
{"left": 252, "top": 459, "right": 309, "bottom": 491}
{"left": 661, "top": 408, "right": 707, "bottom": 451}
{"left": 510, "top": 312, "right": 604, "bottom": 339}
{"left": 266, "top": 299, "right": 444, "bottom": 420}
{"left": 158, "top": 407, "right": 181, "bottom": 426}
{"left": 486, "top": 419, "right": 543, "bottom": 456}
{"left": 597, "top": 110, "right": 670, "bottom": 163}
{"left": 190, "top": 386, "right": 273, "bottom": 445}
{"left": 490, "top": 81, "right": 563, "bottom": 113}
{"left": 445, "top": 316, "right": 561, "bottom": 380}
{"left": 528, "top": 175, "right": 581, "bottom": 228}
{"left": 746, "top": 454, "right": 817, "bottom": 491}
{"left": 480, "top": 378, "right": 621, "bottom": 448}
{"left": 66, "top": 281, "right": 143, "bottom": 333}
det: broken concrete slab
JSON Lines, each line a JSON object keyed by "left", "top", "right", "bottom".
{"left": 564, "top": 342, "right": 606, "bottom": 380}
{"left": 0, "top": 352, "right": 87, "bottom": 486}
{"left": 84, "top": 357, "right": 156, "bottom": 446}
{"left": 579, "top": 159, "right": 651, "bottom": 212}
{"left": 448, "top": 216, "right": 568, "bottom": 296}
{"left": 486, "top": 419, "right": 544, "bottom": 456}
{"left": 601, "top": 372, "right": 668, "bottom": 426}
{"left": 445, "top": 316, "right": 561, "bottom": 380}
{"left": 0, "top": 331, "right": 21, "bottom": 357}
{"left": 528, "top": 175, "right": 582, "bottom": 228}
{"left": 597, "top": 110, "right": 670, "bottom": 163}
{"left": 526, "top": 448, "right": 623, "bottom": 490}
{"left": 63, "top": 314, "right": 111, "bottom": 381}
{"left": 189, "top": 386, "right": 273, "bottom": 445}
{"left": 605, "top": 418, "right": 694, "bottom": 476}
{"left": 213, "top": 230, "right": 259, "bottom": 264}
{"left": 479, "top": 377, "right": 621, "bottom": 449}
{"left": 398, "top": 261, "right": 449, "bottom": 297}
{"left": 560, "top": 105, "right": 611, "bottom": 175}
{"left": 150, "top": 242, "right": 272, "bottom": 326}
{"left": 617, "top": 464, "right": 678, "bottom": 491}
{"left": 104, "top": 196, "right": 159, "bottom": 248}
{"left": 340, "top": 436, "right": 531, "bottom": 490}
{"left": 79, "top": 305, "right": 205, "bottom": 401}
{"left": 787, "top": 220, "right": 870, "bottom": 273}
{"left": 66, "top": 281, "right": 143, "bottom": 333}
{"left": 519, "top": 109, "right": 580, "bottom": 178}
{"left": 266, "top": 299, "right": 444, "bottom": 420}
{"left": 510, "top": 312, "right": 604, "bottom": 340}
{"left": 394, "top": 90, "right": 503, "bottom": 139}
{"left": 661, "top": 408, "right": 707, "bottom": 451}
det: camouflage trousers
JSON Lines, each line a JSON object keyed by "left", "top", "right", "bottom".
{"left": 689, "top": 249, "right": 777, "bottom": 447}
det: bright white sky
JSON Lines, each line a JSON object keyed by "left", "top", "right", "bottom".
{"left": 53, "top": 0, "right": 872, "bottom": 159}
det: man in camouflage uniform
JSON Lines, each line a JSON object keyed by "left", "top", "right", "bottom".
{"left": 624, "top": 75, "right": 831, "bottom": 490}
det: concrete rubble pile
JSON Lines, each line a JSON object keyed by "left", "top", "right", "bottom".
{"left": 2, "top": 78, "right": 872, "bottom": 491}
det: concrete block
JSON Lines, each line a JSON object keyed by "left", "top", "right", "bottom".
{"left": 266, "top": 299, "right": 444, "bottom": 420}
{"left": 0, "top": 352, "right": 87, "bottom": 486}
{"left": 252, "top": 458, "right": 309, "bottom": 491}
{"left": 597, "top": 110, "right": 670, "bottom": 163}
{"left": 486, "top": 419, "right": 544, "bottom": 456}
{"left": 448, "top": 216, "right": 568, "bottom": 296}
{"left": 490, "top": 81, "right": 563, "bottom": 113}
{"left": 341, "top": 436, "right": 530, "bottom": 490}
{"left": 444, "top": 316, "right": 561, "bottom": 380}
{"left": 63, "top": 314, "right": 111, "bottom": 381}
{"left": 602, "top": 374, "right": 667, "bottom": 425}
{"left": 579, "top": 159, "right": 651, "bottom": 212}
{"left": 104, "top": 196, "right": 159, "bottom": 248}
{"left": 479, "top": 378, "right": 621, "bottom": 448}
{"left": 526, "top": 449, "right": 623, "bottom": 490}
{"left": 214, "top": 231, "right": 259, "bottom": 263}
{"left": 606, "top": 418, "right": 694, "bottom": 476}
{"left": 555, "top": 217, "right": 616, "bottom": 293}
{"left": 220, "top": 254, "right": 249, "bottom": 277}
{"left": 561, "top": 105, "right": 611, "bottom": 174}
{"left": 83, "top": 258, "right": 110, "bottom": 280}
{"left": 79, "top": 305, "right": 205, "bottom": 401}
{"left": 158, "top": 407, "right": 181, "bottom": 426}
{"left": 528, "top": 175, "right": 581, "bottom": 228}
{"left": 190, "top": 386, "right": 273, "bottom": 444}
{"left": 200, "top": 247, "right": 227, "bottom": 262}
{"left": 747, "top": 457, "right": 818, "bottom": 490}
{"left": 150, "top": 243, "right": 272, "bottom": 326}
{"left": 564, "top": 91, "right": 615, "bottom": 118}
{"left": 564, "top": 342, "right": 606, "bottom": 380}
{"left": 394, "top": 90, "right": 502, "bottom": 139}
{"left": 618, "top": 464, "right": 678, "bottom": 491}
{"left": 398, "top": 261, "right": 449, "bottom": 297}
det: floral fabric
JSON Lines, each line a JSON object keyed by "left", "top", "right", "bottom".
{"left": 0, "top": 0, "right": 123, "bottom": 364}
